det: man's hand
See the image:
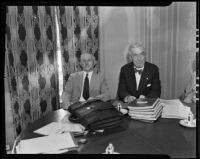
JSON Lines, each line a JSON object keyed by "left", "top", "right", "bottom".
{"left": 87, "top": 96, "right": 101, "bottom": 102}
{"left": 139, "top": 95, "right": 146, "bottom": 99}
{"left": 124, "top": 95, "right": 136, "bottom": 103}
{"left": 62, "top": 102, "right": 71, "bottom": 110}
{"left": 87, "top": 97, "right": 96, "bottom": 101}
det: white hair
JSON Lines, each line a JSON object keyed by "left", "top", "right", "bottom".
{"left": 80, "top": 53, "right": 95, "bottom": 61}
{"left": 124, "top": 43, "right": 145, "bottom": 63}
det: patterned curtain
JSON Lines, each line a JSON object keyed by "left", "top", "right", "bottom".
{"left": 5, "top": 6, "right": 59, "bottom": 138}
{"left": 56, "top": 6, "right": 100, "bottom": 88}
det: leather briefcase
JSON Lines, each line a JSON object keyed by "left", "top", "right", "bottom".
{"left": 68, "top": 100, "right": 124, "bottom": 131}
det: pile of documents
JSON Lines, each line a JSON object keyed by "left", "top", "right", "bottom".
{"left": 160, "top": 99, "right": 190, "bottom": 119}
{"left": 128, "top": 98, "right": 163, "bottom": 122}
{"left": 15, "top": 122, "right": 85, "bottom": 154}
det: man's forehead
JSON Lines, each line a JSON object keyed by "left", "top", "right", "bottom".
{"left": 81, "top": 53, "right": 93, "bottom": 60}
{"left": 131, "top": 48, "right": 144, "bottom": 55}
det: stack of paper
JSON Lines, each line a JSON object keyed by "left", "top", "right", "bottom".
{"left": 16, "top": 133, "right": 78, "bottom": 154}
{"left": 128, "top": 98, "right": 163, "bottom": 122}
{"left": 161, "top": 99, "right": 190, "bottom": 119}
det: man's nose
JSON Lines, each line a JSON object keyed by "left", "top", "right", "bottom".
{"left": 138, "top": 55, "right": 143, "bottom": 60}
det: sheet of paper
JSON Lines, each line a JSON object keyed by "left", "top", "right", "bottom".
{"left": 17, "top": 133, "right": 77, "bottom": 154}
{"left": 34, "top": 122, "right": 84, "bottom": 135}
{"left": 59, "top": 123, "right": 84, "bottom": 133}
{"left": 161, "top": 99, "right": 190, "bottom": 119}
{"left": 34, "top": 122, "right": 64, "bottom": 135}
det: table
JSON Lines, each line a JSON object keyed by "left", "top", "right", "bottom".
{"left": 19, "top": 103, "right": 196, "bottom": 158}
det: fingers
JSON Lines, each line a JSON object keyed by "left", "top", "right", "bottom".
{"left": 139, "top": 95, "right": 146, "bottom": 99}
{"left": 62, "top": 102, "right": 72, "bottom": 110}
{"left": 127, "top": 96, "right": 136, "bottom": 103}
{"left": 87, "top": 97, "right": 95, "bottom": 101}
{"left": 76, "top": 124, "right": 86, "bottom": 131}
{"left": 124, "top": 95, "right": 136, "bottom": 103}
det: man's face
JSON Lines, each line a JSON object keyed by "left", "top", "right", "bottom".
{"left": 130, "top": 48, "right": 146, "bottom": 68}
{"left": 80, "top": 54, "right": 94, "bottom": 72}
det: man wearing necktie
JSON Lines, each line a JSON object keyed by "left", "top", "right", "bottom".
{"left": 62, "top": 53, "right": 110, "bottom": 109}
{"left": 117, "top": 43, "right": 161, "bottom": 103}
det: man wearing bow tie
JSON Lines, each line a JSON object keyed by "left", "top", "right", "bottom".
{"left": 117, "top": 43, "right": 161, "bottom": 103}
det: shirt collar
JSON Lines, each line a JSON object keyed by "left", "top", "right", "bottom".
{"left": 83, "top": 71, "right": 93, "bottom": 78}
{"left": 134, "top": 65, "right": 144, "bottom": 70}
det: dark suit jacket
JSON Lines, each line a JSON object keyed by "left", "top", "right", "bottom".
{"left": 117, "top": 62, "right": 161, "bottom": 100}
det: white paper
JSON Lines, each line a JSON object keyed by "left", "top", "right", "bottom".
{"left": 161, "top": 99, "right": 190, "bottom": 119}
{"left": 17, "top": 133, "right": 77, "bottom": 154}
{"left": 34, "top": 122, "right": 63, "bottom": 135}
{"left": 34, "top": 122, "right": 84, "bottom": 135}
{"left": 59, "top": 123, "right": 85, "bottom": 133}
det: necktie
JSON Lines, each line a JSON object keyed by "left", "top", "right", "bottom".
{"left": 83, "top": 73, "right": 89, "bottom": 100}
{"left": 134, "top": 67, "right": 143, "bottom": 75}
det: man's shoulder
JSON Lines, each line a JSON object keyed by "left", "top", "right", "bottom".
{"left": 145, "top": 62, "right": 159, "bottom": 70}
{"left": 121, "top": 62, "right": 133, "bottom": 70}
{"left": 70, "top": 71, "right": 83, "bottom": 78}
{"left": 92, "top": 71, "right": 104, "bottom": 78}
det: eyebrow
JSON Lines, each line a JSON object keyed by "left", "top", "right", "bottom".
{"left": 81, "top": 57, "right": 93, "bottom": 61}
{"left": 132, "top": 52, "right": 145, "bottom": 55}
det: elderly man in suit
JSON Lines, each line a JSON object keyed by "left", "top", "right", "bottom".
{"left": 62, "top": 53, "right": 111, "bottom": 109}
{"left": 117, "top": 43, "right": 161, "bottom": 103}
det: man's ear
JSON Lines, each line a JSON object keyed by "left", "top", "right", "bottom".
{"left": 79, "top": 64, "right": 83, "bottom": 69}
{"left": 79, "top": 61, "right": 83, "bottom": 70}
{"left": 92, "top": 58, "right": 97, "bottom": 68}
{"left": 126, "top": 53, "right": 132, "bottom": 63}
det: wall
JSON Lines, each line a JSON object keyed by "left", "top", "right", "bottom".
{"left": 99, "top": 3, "right": 196, "bottom": 99}
{"left": 100, "top": 7, "right": 129, "bottom": 98}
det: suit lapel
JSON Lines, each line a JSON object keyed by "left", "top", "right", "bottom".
{"left": 138, "top": 62, "right": 149, "bottom": 94}
{"left": 89, "top": 72, "right": 96, "bottom": 94}
{"left": 78, "top": 72, "right": 84, "bottom": 94}
{"left": 129, "top": 63, "right": 137, "bottom": 93}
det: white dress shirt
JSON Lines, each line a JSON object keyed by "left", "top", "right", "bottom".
{"left": 79, "top": 71, "right": 93, "bottom": 102}
{"left": 134, "top": 66, "right": 144, "bottom": 90}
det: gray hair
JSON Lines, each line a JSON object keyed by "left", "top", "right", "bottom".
{"left": 125, "top": 43, "right": 145, "bottom": 63}
{"left": 80, "top": 53, "right": 96, "bottom": 62}
{"left": 127, "top": 43, "right": 145, "bottom": 56}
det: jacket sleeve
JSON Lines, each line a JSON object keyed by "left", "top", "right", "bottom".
{"left": 146, "top": 66, "right": 161, "bottom": 98}
{"left": 117, "top": 68, "right": 130, "bottom": 100}
{"left": 95, "top": 75, "right": 111, "bottom": 102}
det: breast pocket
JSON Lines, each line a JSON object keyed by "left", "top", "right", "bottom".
{"left": 146, "top": 83, "right": 151, "bottom": 87}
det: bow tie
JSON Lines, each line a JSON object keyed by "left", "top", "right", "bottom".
{"left": 134, "top": 67, "right": 143, "bottom": 75}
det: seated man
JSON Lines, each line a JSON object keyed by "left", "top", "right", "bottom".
{"left": 117, "top": 43, "right": 161, "bottom": 103}
{"left": 62, "top": 53, "right": 111, "bottom": 109}
{"left": 180, "top": 59, "right": 196, "bottom": 104}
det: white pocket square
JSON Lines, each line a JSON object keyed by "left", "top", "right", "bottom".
{"left": 147, "top": 84, "right": 151, "bottom": 87}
